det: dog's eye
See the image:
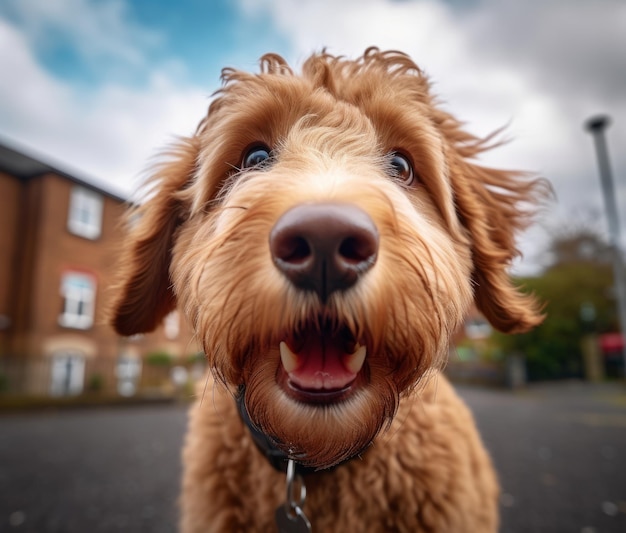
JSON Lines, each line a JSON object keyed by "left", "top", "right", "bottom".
{"left": 242, "top": 145, "right": 272, "bottom": 169}
{"left": 389, "top": 152, "right": 415, "bottom": 185}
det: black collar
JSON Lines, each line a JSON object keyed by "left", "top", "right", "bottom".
{"left": 236, "top": 387, "right": 364, "bottom": 476}
{"left": 236, "top": 389, "right": 321, "bottom": 475}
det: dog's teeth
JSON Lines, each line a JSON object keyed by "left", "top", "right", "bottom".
{"left": 345, "top": 344, "right": 367, "bottom": 374}
{"left": 279, "top": 341, "right": 299, "bottom": 373}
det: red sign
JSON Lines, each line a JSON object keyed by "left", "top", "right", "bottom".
{"left": 600, "top": 333, "right": 625, "bottom": 352}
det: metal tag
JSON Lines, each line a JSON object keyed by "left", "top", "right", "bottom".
{"left": 275, "top": 504, "right": 312, "bottom": 533}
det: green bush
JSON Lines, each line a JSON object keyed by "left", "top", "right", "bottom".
{"left": 87, "top": 373, "right": 105, "bottom": 392}
{"left": 186, "top": 352, "right": 205, "bottom": 365}
{"left": 145, "top": 351, "right": 173, "bottom": 366}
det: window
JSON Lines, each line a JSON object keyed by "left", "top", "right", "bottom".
{"left": 465, "top": 316, "right": 492, "bottom": 340}
{"left": 50, "top": 352, "right": 85, "bottom": 396}
{"left": 116, "top": 353, "right": 142, "bottom": 397}
{"left": 58, "top": 272, "right": 96, "bottom": 329}
{"left": 164, "top": 310, "right": 180, "bottom": 340}
{"left": 67, "top": 186, "right": 103, "bottom": 239}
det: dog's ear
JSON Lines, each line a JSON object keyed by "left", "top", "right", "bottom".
{"left": 110, "top": 137, "right": 199, "bottom": 336}
{"left": 443, "top": 129, "right": 547, "bottom": 334}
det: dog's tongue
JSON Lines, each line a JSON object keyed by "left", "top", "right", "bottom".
{"left": 282, "top": 333, "right": 363, "bottom": 391}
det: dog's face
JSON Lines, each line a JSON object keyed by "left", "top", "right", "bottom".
{"left": 111, "top": 49, "right": 543, "bottom": 468}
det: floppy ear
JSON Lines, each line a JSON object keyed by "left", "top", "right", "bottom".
{"left": 110, "top": 137, "right": 199, "bottom": 336}
{"left": 452, "top": 158, "right": 544, "bottom": 333}
{"left": 440, "top": 124, "right": 547, "bottom": 334}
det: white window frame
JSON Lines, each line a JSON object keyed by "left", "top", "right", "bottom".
{"left": 116, "top": 353, "right": 142, "bottom": 397}
{"left": 50, "top": 352, "right": 85, "bottom": 397}
{"left": 164, "top": 310, "right": 180, "bottom": 340}
{"left": 67, "top": 186, "right": 103, "bottom": 240}
{"left": 58, "top": 271, "right": 96, "bottom": 330}
{"left": 465, "top": 316, "right": 492, "bottom": 340}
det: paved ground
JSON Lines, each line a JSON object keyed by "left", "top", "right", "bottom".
{"left": 0, "top": 382, "right": 625, "bottom": 532}
{"left": 461, "top": 383, "right": 626, "bottom": 533}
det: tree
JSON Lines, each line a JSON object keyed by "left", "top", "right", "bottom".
{"left": 494, "top": 229, "right": 618, "bottom": 380}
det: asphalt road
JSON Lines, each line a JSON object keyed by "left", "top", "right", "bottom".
{"left": 1, "top": 382, "right": 625, "bottom": 532}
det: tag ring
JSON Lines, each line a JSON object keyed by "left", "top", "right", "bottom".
{"left": 285, "top": 459, "right": 306, "bottom": 517}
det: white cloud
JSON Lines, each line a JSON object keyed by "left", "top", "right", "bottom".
{"left": 241, "top": 0, "right": 464, "bottom": 72}
{"left": 0, "top": 18, "right": 209, "bottom": 197}
{"left": 2, "top": 0, "right": 161, "bottom": 70}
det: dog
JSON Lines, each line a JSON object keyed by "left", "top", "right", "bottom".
{"left": 110, "top": 48, "right": 544, "bottom": 532}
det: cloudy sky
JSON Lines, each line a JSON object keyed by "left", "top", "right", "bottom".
{"left": 0, "top": 0, "right": 624, "bottom": 274}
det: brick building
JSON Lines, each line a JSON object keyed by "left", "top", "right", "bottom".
{"left": 0, "top": 140, "right": 198, "bottom": 397}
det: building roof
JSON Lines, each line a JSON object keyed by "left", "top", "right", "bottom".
{"left": 0, "top": 138, "right": 127, "bottom": 202}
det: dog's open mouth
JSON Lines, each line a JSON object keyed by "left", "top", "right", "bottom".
{"left": 278, "top": 322, "right": 366, "bottom": 404}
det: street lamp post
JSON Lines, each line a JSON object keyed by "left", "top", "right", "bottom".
{"left": 585, "top": 115, "right": 626, "bottom": 378}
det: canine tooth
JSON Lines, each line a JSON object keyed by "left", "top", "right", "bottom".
{"left": 345, "top": 344, "right": 367, "bottom": 374}
{"left": 279, "top": 341, "right": 299, "bottom": 373}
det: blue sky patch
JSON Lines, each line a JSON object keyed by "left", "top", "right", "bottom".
{"left": 0, "top": 0, "right": 291, "bottom": 90}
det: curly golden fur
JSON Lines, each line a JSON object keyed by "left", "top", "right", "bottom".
{"left": 111, "top": 48, "right": 545, "bottom": 532}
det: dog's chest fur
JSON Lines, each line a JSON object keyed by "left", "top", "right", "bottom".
{"left": 181, "top": 374, "right": 498, "bottom": 532}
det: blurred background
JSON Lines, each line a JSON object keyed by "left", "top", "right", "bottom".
{"left": 0, "top": 1, "right": 625, "bottom": 532}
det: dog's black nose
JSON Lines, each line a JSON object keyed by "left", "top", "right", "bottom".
{"left": 269, "top": 203, "right": 379, "bottom": 301}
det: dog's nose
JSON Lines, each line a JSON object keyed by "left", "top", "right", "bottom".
{"left": 269, "top": 203, "right": 379, "bottom": 301}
